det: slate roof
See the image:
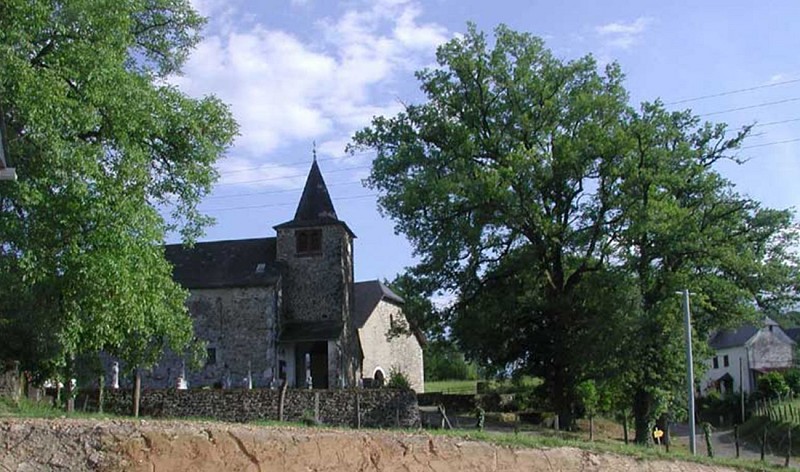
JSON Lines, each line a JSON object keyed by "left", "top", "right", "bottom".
{"left": 708, "top": 325, "right": 759, "bottom": 350}
{"left": 785, "top": 327, "right": 800, "bottom": 342}
{"left": 279, "top": 320, "right": 344, "bottom": 342}
{"left": 274, "top": 160, "right": 356, "bottom": 237}
{"left": 164, "top": 237, "right": 279, "bottom": 289}
{"left": 353, "top": 280, "right": 404, "bottom": 329}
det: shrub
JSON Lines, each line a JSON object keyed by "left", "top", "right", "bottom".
{"left": 388, "top": 369, "right": 411, "bottom": 390}
{"left": 758, "top": 371, "right": 789, "bottom": 399}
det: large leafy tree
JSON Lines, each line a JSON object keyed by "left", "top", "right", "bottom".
{"left": 612, "top": 103, "right": 799, "bottom": 442}
{"left": 351, "top": 24, "right": 631, "bottom": 426}
{"left": 0, "top": 0, "right": 237, "bottom": 382}
{"left": 350, "top": 24, "right": 800, "bottom": 435}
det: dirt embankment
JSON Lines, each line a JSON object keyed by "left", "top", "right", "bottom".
{"left": 1, "top": 418, "right": 741, "bottom": 472}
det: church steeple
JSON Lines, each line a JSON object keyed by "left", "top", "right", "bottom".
{"left": 293, "top": 159, "right": 338, "bottom": 223}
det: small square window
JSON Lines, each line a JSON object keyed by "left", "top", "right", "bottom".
{"left": 206, "top": 348, "right": 217, "bottom": 366}
{"left": 712, "top": 357, "right": 719, "bottom": 369}
{"left": 296, "top": 229, "right": 322, "bottom": 255}
{"left": 723, "top": 355, "right": 729, "bottom": 367}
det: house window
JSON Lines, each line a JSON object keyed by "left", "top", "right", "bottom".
{"left": 713, "top": 357, "right": 719, "bottom": 369}
{"left": 206, "top": 348, "right": 217, "bottom": 366}
{"left": 723, "top": 355, "right": 729, "bottom": 367}
{"left": 296, "top": 229, "right": 322, "bottom": 255}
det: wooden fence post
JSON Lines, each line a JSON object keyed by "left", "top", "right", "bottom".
{"left": 734, "top": 425, "right": 740, "bottom": 458}
{"left": 356, "top": 392, "right": 361, "bottom": 429}
{"left": 786, "top": 428, "right": 791, "bottom": 468}
{"left": 278, "top": 380, "right": 287, "bottom": 422}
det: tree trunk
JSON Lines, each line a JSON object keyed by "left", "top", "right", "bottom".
{"left": 633, "top": 388, "right": 653, "bottom": 444}
{"left": 622, "top": 410, "right": 629, "bottom": 444}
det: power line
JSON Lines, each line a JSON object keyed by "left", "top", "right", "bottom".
{"left": 207, "top": 179, "right": 366, "bottom": 200}
{"left": 699, "top": 97, "right": 800, "bottom": 117}
{"left": 740, "top": 138, "right": 800, "bottom": 150}
{"left": 217, "top": 151, "right": 373, "bottom": 176}
{"left": 741, "top": 117, "right": 800, "bottom": 129}
{"left": 203, "top": 193, "right": 378, "bottom": 212}
{"left": 214, "top": 164, "right": 371, "bottom": 186}
{"left": 667, "top": 77, "right": 800, "bottom": 105}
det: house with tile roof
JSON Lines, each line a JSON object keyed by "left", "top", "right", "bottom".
{"left": 701, "top": 317, "right": 795, "bottom": 396}
{"left": 112, "top": 160, "right": 424, "bottom": 392}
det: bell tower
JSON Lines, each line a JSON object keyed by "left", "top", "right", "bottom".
{"left": 274, "top": 159, "right": 358, "bottom": 387}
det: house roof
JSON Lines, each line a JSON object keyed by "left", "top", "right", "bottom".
{"left": 708, "top": 325, "right": 759, "bottom": 350}
{"left": 353, "top": 280, "right": 404, "bottom": 328}
{"left": 785, "top": 327, "right": 800, "bottom": 342}
{"left": 164, "top": 237, "right": 279, "bottom": 289}
{"left": 279, "top": 320, "right": 344, "bottom": 342}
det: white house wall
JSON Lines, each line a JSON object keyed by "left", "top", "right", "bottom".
{"left": 358, "top": 300, "right": 424, "bottom": 392}
{"left": 701, "top": 346, "right": 752, "bottom": 394}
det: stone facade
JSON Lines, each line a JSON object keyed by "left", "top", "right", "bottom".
{"left": 0, "top": 361, "right": 19, "bottom": 401}
{"left": 96, "top": 388, "right": 420, "bottom": 428}
{"left": 358, "top": 299, "right": 424, "bottom": 392}
{"left": 276, "top": 226, "right": 353, "bottom": 324}
{"left": 141, "top": 287, "right": 279, "bottom": 390}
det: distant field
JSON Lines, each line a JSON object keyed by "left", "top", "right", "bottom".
{"left": 424, "top": 380, "right": 478, "bottom": 394}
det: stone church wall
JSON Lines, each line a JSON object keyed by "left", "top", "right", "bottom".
{"left": 96, "top": 388, "right": 420, "bottom": 428}
{"left": 118, "top": 286, "right": 279, "bottom": 390}
{"left": 359, "top": 300, "right": 424, "bottom": 392}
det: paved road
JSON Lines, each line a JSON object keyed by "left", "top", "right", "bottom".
{"left": 671, "top": 423, "right": 795, "bottom": 468}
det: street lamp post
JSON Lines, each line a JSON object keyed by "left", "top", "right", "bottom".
{"left": 680, "top": 289, "right": 697, "bottom": 455}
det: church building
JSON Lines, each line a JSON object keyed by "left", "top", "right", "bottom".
{"left": 135, "top": 160, "right": 424, "bottom": 392}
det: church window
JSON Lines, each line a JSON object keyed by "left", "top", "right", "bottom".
{"left": 206, "top": 348, "right": 217, "bottom": 366}
{"left": 296, "top": 229, "right": 322, "bottom": 255}
{"left": 712, "top": 356, "right": 719, "bottom": 369}
{"left": 723, "top": 355, "right": 729, "bottom": 367}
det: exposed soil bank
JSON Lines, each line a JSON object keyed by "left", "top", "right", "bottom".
{"left": 0, "top": 418, "right": 741, "bottom": 471}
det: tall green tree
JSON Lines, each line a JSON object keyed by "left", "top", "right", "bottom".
{"left": 612, "top": 102, "right": 799, "bottom": 442}
{"left": 351, "top": 24, "right": 631, "bottom": 427}
{"left": 350, "top": 24, "right": 800, "bottom": 435}
{"left": 0, "top": 0, "right": 237, "bottom": 382}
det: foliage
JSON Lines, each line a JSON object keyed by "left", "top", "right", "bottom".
{"left": 784, "top": 369, "right": 800, "bottom": 394}
{"left": 758, "top": 372, "right": 790, "bottom": 399}
{"left": 350, "top": 22, "right": 800, "bottom": 441}
{"left": 0, "top": 0, "right": 237, "bottom": 381}
{"left": 387, "top": 368, "right": 412, "bottom": 390}
{"left": 423, "top": 340, "right": 479, "bottom": 381}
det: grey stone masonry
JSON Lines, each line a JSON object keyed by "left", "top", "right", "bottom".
{"left": 0, "top": 361, "right": 19, "bottom": 401}
{"left": 276, "top": 225, "right": 353, "bottom": 324}
{"left": 128, "top": 286, "right": 279, "bottom": 390}
{"left": 95, "top": 388, "right": 420, "bottom": 428}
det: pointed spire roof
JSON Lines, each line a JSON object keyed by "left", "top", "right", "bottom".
{"left": 294, "top": 159, "right": 338, "bottom": 222}
{"left": 274, "top": 159, "right": 356, "bottom": 237}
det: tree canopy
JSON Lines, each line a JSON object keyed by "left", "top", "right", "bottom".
{"left": 0, "top": 0, "right": 237, "bottom": 380}
{"left": 350, "top": 24, "right": 799, "bottom": 438}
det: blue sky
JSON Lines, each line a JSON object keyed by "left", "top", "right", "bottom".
{"left": 171, "top": 0, "right": 800, "bottom": 283}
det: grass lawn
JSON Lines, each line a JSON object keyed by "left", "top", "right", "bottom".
{"left": 424, "top": 379, "right": 478, "bottom": 394}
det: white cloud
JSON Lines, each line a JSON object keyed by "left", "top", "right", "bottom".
{"left": 595, "top": 17, "right": 652, "bottom": 50}
{"left": 173, "top": 0, "right": 448, "bottom": 177}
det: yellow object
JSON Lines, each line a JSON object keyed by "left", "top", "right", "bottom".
{"left": 653, "top": 427, "right": 664, "bottom": 439}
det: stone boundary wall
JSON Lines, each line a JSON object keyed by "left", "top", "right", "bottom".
{"left": 0, "top": 361, "right": 19, "bottom": 401}
{"left": 90, "top": 388, "right": 419, "bottom": 428}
